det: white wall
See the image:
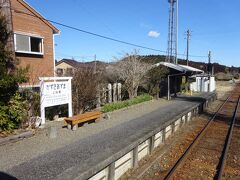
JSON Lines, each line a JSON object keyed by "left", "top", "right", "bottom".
{"left": 190, "top": 76, "right": 216, "bottom": 92}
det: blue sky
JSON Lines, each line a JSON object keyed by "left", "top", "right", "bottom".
{"left": 25, "top": 0, "right": 240, "bottom": 67}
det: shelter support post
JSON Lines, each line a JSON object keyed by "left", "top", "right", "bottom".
{"left": 168, "top": 75, "right": 170, "bottom": 100}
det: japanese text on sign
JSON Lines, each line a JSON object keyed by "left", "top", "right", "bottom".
{"left": 42, "top": 82, "right": 69, "bottom": 107}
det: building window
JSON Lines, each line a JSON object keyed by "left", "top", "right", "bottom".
{"left": 56, "top": 68, "right": 63, "bottom": 76}
{"left": 66, "top": 68, "right": 73, "bottom": 75}
{"left": 14, "top": 33, "right": 43, "bottom": 55}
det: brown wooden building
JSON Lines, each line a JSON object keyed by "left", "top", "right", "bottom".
{"left": 0, "top": 0, "right": 59, "bottom": 87}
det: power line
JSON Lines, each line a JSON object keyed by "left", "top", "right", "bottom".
{"left": 72, "top": 0, "right": 118, "bottom": 37}
{"left": 7, "top": 6, "right": 208, "bottom": 58}
{"left": 55, "top": 51, "right": 94, "bottom": 59}
{"left": 12, "top": 9, "right": 166, "bottom": 53}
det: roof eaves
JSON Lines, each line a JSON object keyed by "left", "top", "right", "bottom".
{"left": 179, "top": 64, "right": 204, "bottom": 73}
{"left": 157, "top": 62, "right": 185, "bottom": 72}
{"left": 155, "top": 62, "right": 204, "bottom": 74}
{"left": 17, "top": 0, "right": 59, "bottom": 34}
{"left": 56, "top": 59, "right": 80, "bottom": 68}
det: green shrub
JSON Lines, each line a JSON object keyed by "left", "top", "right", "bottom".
{"left": 102, "top": 94, "right": 152, "bottom": 113}
{"left": 21, "top": 89, "right": 40, "bottom": 117}
{"left": 181, "top": 82, "right": 190, "bottom": 93}
{"left": 30, "top": 92, "right": 40, "bottom": 117}
{"left": 233, "top": 73, "right": 239, "bottom": 79}
{"left": 0, "top": 93, "right": 27, "bottom": 132}
{"left": 215, "top": 73, "right": 232, "bottom": 81}
{"left": 0, "top": 106, "right": 11, "bottom": 131}
{"left": 0, "top": 15, "right": 28, "bottom": 132}
{"left": 0, "top": 15, "right": 28, "bottom": 106}
{"left": 8, "top": 93, "right": 27, "bottom": 125}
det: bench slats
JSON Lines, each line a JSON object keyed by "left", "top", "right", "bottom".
{"left": 65, "top": 112, "right": 102, "bottom": 121}
{"left": 64, "top": 111, "right": 102, "bottom": 128}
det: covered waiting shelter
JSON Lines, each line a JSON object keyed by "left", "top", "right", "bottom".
{"left": 155, "top": 62, "right": 203, "bottom": 100}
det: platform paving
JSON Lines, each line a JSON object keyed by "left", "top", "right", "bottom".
{"left": 1, "top": 93, "right": 214, "bottom": 180}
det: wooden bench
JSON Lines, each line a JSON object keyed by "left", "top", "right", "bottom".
{"left": 64, "top": 111, "right": 102, "bottom": 131}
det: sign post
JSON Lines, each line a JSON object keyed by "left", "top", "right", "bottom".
{"left": 39, "top": 77, "right": 73, "bottom": 125}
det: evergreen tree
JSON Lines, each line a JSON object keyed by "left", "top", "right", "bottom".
{"left": 0, "top": 15, "right": 28, "bottom": 131}
{"left": 0, "top": 15, "right": 27, "bottom": 105}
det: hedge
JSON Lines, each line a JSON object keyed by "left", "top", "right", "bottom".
{"left": 102, "top": 94, "right": 153, "bottom": 113}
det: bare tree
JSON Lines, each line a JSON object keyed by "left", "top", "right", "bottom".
{"left": 114, "top": 51, "right": 152, "bottom": 99}
{"left": 72, "top": 66, "right": 104, "bottom": 114}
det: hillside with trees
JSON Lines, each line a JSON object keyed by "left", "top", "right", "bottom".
{"left": 141, "top": 55, "right": 240, "bottom": 74}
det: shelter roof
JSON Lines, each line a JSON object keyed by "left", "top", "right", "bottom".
{"left": 155, "top": 62, "right": 204, "bottom": 74}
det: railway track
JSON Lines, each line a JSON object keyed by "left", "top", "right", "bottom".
{"left": 164, "top": 87, "right": 240, "bottom": 179}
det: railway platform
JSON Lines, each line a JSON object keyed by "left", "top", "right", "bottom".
{"left": 2, "top": 92, "right": 216, "bottom": 180}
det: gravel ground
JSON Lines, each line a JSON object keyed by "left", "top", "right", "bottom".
{"left": 224, "top": 115, "right": 240, "bottom": 179}
{"left": 0, "top": 99, "right": 171, "bottom": 171}
{"left": 216, "top": 80, "right": 237, "bottom": 98}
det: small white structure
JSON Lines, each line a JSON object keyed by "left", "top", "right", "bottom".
{"left": 209, "top": 76, "right": 216, "bottom": 92}
{"left": 190, "top": 75, "right": 216, "bottom": 93}
{"left": 39, "top": 77, "right": 73, "bottom": 125}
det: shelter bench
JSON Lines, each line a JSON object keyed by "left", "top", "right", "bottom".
{"left": 64, "top": 111, "right": 102, "bottom": 131}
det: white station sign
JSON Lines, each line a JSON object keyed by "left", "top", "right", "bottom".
{"left": 42, "top": 82, "right": 70, "bottom": 107}
{"left": 39, "top": 77, "right": 73, "bottom": 125}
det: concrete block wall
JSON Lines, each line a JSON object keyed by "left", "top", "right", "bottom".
{"left": 187, "top": 112, "right": 192, "bottom": 122}
{"left": 114, "top": 151, "right": 133, "bottom": 179}
{"left": 89, "top": 167, "right": 108, "bottom": 180}
{"left": 138, "top": 139, "right": 150, "bottom": 161}
{"left": 88, "top": 95, "right": 215, "bottom": 180}
{"left": 154, "top": 131, "right": 163, "bottom": 148}
{"left": 182, "top": 115, "right": 186, "bottom": 124}
{"left": 174, "top": 118, "right": 181, "bottom": 132}
{"left": 165, "top": 125, "right": 172, "bottom": 139}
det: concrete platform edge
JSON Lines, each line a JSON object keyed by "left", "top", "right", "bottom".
{"left": 56, "top": 93, "right": 216, "bottom": 180}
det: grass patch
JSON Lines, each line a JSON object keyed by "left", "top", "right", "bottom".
{"left": 102, "top": 94, "right": 153, "bottom": 113}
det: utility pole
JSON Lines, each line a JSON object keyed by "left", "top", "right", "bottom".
{"left": 208, "top": 50, "right": 213, "bottom": 75}
{"left": 208, "top": 50, "right": 211, "bottom": 64}
{"left": 175, "top": 0, "right": 178, "bottom": 64}
{"left": 186, "top": 29, "right": 191, "bottom": 66}
{"left": 94, "top": 54, "right": 97, "bottom": 74}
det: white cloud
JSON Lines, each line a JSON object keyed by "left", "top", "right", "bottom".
{"left": 148, "top": 31, "right": 160, "bottom": 38}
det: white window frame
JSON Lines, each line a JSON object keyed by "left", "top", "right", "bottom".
{"left": 14, "top": 32, "right": 44, "bottom": 55}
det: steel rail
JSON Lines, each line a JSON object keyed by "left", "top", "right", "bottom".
{"left": 217, "top": 96, "right": 240, "bottom": 180}
{"left": 164, "top": 94, "right": 232, "bottom": 180}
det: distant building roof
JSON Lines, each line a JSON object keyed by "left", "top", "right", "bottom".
{"left": 56, "top": 59, "right": 81, "bottom": 67}
{"left": 56, "top": 59, "right": 108, "bottom": 69}
{"left": 155, "top": 62, "right": 204, "bottom": 74}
